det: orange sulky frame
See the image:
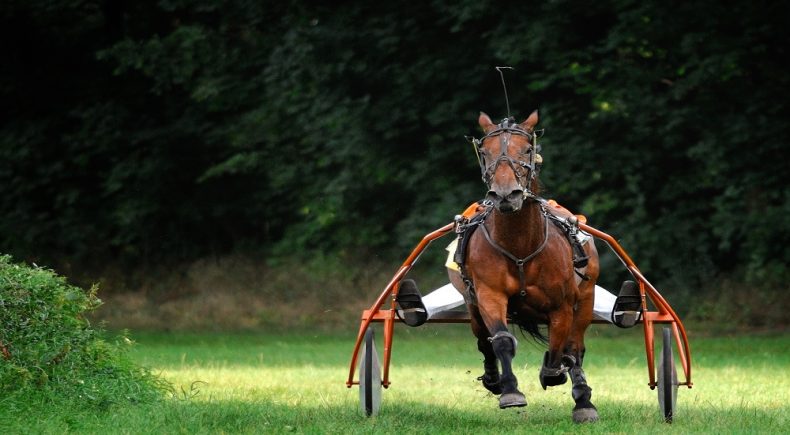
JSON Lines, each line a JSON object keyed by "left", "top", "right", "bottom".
{"left": 346, "top": 221, "right": 692, "bottom": 392}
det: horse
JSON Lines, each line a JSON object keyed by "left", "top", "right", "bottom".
{"left": 449, "top": 110, "right": 601, "bottom": 423}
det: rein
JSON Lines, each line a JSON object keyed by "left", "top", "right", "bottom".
{"left": 479, "top": 205, "right": 550, "bottom": 297}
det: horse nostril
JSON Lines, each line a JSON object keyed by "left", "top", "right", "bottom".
{"left": 507, "top": 190, "right": 524, "bottom": 202}
{"left": 486, "top": 190, "right": 500, "bottom": 203}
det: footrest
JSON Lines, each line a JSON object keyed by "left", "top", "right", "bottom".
{"left": 395, "top": 279, "right": 427, "bottom": 327}
{"left": 611, "top": 280, "right": 642, "bottom": 328}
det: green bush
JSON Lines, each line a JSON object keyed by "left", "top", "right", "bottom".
{"left": 0, "top": 254, "right": 167, "bottom": 406}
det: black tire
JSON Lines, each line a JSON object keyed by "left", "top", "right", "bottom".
{"left": 657, "top": 327, "right": 678, "bottom": 422}
{"left": 359, "top": 328, "right": 382, "bottom": 416}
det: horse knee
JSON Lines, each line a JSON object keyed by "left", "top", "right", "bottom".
{"left": 489, "top": 331, "right": 518, "bottom": 358}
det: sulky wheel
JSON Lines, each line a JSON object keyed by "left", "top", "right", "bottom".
{"left": 358, "top": 327, "right": 382, "bottom": 416}
{"left": 657, "top": 327, "right": 679, "bottom": 422}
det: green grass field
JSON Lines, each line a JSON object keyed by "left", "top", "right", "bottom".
{"left": 3, "top": 325, "right": 789, "bottom": 434}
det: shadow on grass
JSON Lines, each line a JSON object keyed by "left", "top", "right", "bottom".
{"left": 6, "top": 394, "right": 784, "bottom": 434}
{"left": 5, "top": 343, "right": 787, "bottom": 435}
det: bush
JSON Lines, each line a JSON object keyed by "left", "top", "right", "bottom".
{"left": 0, "top": 254, "right": 167, "bottom": 407}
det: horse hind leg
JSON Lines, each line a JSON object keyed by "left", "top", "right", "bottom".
{"left": 538, "top": 335, "right": 598, "bottom": 423}
{"left": 568, "top": 291, "right": 598, "bottom": 423}
{"left": 570, "top": 358, "right": 599, "bottom": 423}
{"left": 476, "top": 335, "right": 503, "bottom": 394}
{"left": 471, "top": 310, "right": 502, "bottom": 394}
{"left": 539, "top": 305, "right": 574, "bottom": 389}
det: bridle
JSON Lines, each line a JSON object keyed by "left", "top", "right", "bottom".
{"left": 471, "top": 117, "right": 542, "bottom": 200}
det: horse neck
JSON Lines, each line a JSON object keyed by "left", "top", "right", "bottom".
{"left": 488, "top": 200, "right": 545, "bottom": 256}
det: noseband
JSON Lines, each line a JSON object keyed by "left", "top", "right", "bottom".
{"left": 472, "top": 118, "right": 541, "bottom": 199}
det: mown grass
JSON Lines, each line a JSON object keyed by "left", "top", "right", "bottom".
{"left": 3, "top": 326, "right": 788, "bottom": 434}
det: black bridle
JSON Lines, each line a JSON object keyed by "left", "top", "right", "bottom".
{"left": 471, "top": 118, "right": 542, "bottom": 199}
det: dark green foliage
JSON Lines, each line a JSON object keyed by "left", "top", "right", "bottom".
{"left": 0, "top": 1, "right": 787, "bottom": 297}
{"left": 0, "top": 255, "right": 166, "bottom": 405}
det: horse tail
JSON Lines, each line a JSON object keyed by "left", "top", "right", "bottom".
{"left": 511, "top": 316, "right": 549, "bottom": 344}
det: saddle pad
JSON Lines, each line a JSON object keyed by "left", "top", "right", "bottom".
{"left": 445, "top": 238, "right": 460, "bottom": 271}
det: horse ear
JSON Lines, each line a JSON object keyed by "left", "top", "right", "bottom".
{"left": 478, "top": 112, "right": 494, "bottom": 131}
{"left": 521, "top": 110, "right": 539, "bottom": 132}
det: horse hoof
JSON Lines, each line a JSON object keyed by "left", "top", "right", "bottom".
{"left": 539, "top": 372, "right": 567, "bottom": 390}
{"left": 572, "top": 408, "right": 599, "bottom": 423}
{"left": 499, "top": 392, "right": 527, "bottom": 409}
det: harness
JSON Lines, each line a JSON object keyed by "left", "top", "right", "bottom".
{"left": 479, "top": 205, "right": 550, "bottom": 298}
{"left": 456, "top": 118, "right": 588, "bottom": 304}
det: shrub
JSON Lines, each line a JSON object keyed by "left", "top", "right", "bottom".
{"left": 0, "top": 254, "right": 167, "bottom": 407}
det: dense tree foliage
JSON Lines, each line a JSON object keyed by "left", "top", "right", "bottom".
{"left": 1, "top": 0, "right": 788, "bottom": 293}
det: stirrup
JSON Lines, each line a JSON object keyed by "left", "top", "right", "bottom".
{"left": 395, "top": 279, "right": 427, "bottom": 327}
{"left": 611, "top": 280, "right": 642, "bottom": 328}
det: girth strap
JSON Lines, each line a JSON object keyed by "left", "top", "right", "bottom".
{"left": 479, "top": 210, "right": 549, "bottom": 296}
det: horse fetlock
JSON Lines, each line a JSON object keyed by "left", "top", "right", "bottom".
{"left": 499, "top": 371, "right": 519, "bottom": 388}
{"left": 477, "top": 372, "right": 503, "bottom": 395}
{"left": 572, "top": 383, "right": 593, "bottom": 402}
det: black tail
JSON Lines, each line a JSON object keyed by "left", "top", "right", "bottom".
{"left": 510, "top": 315, "right": 548, "bottom": 345}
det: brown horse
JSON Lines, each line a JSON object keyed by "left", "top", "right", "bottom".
{"left": 450, "top": 111, "right": 600, "bottom": 423}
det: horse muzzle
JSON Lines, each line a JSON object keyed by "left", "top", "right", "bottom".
{"left": 486, "top": 188, "right": 524, "bottom": 213}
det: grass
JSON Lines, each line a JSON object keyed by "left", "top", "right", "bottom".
{"left": 2, "top": 325, "right": 789, "bottom": 434}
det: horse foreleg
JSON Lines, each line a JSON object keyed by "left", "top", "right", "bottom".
{"left": 567, "top": 294, "right": 599, "bottom": 423}
{"left": 540, "top": 304, "right": 574, "bottom": 389}
{"left": 489, "top": 328, "right": 526, "bottom": 408}
{"left": 569, "top": 360, "right": 598, "bottom": 423}
{"left": 477, "top": 292, "right": 526, "bottom": 409}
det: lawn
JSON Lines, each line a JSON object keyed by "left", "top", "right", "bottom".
{"left": 3, "top": 325, "right": 788, "bottom": 434}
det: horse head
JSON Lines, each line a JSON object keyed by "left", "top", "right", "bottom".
{"left": 476, "top": 110, "right": 540, "bottom": 213}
